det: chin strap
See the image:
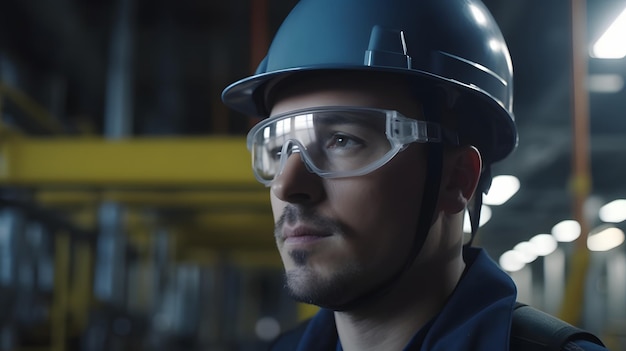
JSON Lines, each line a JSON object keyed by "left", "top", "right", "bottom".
{"left": 328, "top": 92, "right": 446, "bottom": 312}
{"left": 328, "top": 140, "right": 444, "bottom": 312}
{"left": 467, "top": 166, "right": 492, "bottom": 246}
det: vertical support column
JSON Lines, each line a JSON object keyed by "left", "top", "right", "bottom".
{"left": 511, "top": 266, "right": 534, "bottom": 305}
{"left": 0, "top": 84, "right": 4, "bottom": 130}
{"left": 151, "top": 228, "right": 169, "bottom": 311}
{"left": 69, "top": 242, "right": 94, "bottom": 331}
{"left": 607, "top": 251, "right": 626, "bottom": 346}
{"left": 560, "top": 0, "right": 592, "bottom": 325}
{"left": 0, "top": 209, "right": 23, "bottom": 351}
{"left": 249, "top": 0, "right": 269, "bottom": 74}
{"left": 96, "top": 0, "right": 135, "bottom": 312}
{"left": 51, "top": 232, "right": 71, "bottom": 351}
{"left": 104, "top": 0, "right": 136, "bottom": 139}
{"left": 570, "top": 0, "right": 591, "bottom": 252}
{"left": 94, "top": 201, "right": 127, "bottom": 307}
{"left": 0, "top": 54, "right": 17, "bottom": 131}
{"left": 246, "top": 0, "right": 270, "bottom": 130}
{"left": 543, "top": 248, "right": 566, "bottom": 316}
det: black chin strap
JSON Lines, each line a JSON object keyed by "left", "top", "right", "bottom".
{"left": 327, "top": 142, "right": 444, "bottom": 312}
{"left": 467, "top": 166, "right": 492, "bottom": 246}
{"left": 328, "top": 95, "right": 445, "bottom": 312}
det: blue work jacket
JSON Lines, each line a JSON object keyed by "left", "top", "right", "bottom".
{"left": 270, "top": 248, "right": 608, "bottom": 350}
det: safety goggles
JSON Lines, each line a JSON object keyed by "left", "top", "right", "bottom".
{"left": 246, "top": 106, "right": 452, "bottom": 186}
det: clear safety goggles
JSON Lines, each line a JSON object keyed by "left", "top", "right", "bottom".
{"left": 247, "top": 106, "right": 451, "bottom": 186}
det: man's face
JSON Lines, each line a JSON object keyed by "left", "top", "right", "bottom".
{"left": 266, "top": 75, "right": 431, "bottom": 308}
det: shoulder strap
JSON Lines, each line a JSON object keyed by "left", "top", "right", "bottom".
{"left": 510, "top": 302, "right": 605, "bottom": 351}
{"left": 269, "top": 319, "right": 311, "bottom": 350}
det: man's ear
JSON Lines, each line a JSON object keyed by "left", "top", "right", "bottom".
{"left": 438, "top": 145, "right": 482, "bottom": 214}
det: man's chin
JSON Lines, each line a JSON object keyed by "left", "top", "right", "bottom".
{"left": 283, "top": 264, "right": 362, "bottom": 309}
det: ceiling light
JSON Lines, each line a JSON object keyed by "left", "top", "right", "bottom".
{"left": 551, "top": 220, "right": 581, "bottom": 242}
{"left": 588, "top": 74, "right": 624, "bottom": 93}
{"left": 513, "top": 241, "right": 538, "bottom": 263}
{"left": 591, "top": 6, "right": 626, "bottom": 59}
{"left": 528, "top": 233, "right": 558, "bottom": 256}
{"left": 599, "top": 199, "right": 626, "bottom": 223}
{"left": 463, "top": 205, "right": 492, "bottom": 233}
{"left": 587, "top": 226, "right": 625, "bottom": 252}
{"left": 483, "top": 175, "right": 520, "bottom": 205}
{"left": 499, "top": 250, "right": 526, "bottom": 272}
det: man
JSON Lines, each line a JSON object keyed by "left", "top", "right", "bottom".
{"left": 222, "top": 0, "right": 608, "bottom": 349}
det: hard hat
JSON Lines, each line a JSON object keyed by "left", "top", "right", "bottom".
{"left": 222, "top": 0, "right": 518, "bottom": 164}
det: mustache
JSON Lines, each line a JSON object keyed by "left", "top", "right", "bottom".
{"left": 274, "top": 205, "right": 345, "bottom": 239}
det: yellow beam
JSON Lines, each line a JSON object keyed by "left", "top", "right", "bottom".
{"left": 35, "top": 189, "right": 269, "bottom": 208}
{"left": 0, "top": 135, "right": 261, "bottom": 187}
{"left": 193, "top": 211, "right": 273, "bottom": 233}
{"left": 61, "top": 206, "right": 275, "bottom": 249}
{"left": 172, "top": 211, "right": 276, "bottom": 249}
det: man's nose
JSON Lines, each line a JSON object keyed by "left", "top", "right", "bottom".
{"left": 271, "top": 152, "right": 324, "bottom": 205}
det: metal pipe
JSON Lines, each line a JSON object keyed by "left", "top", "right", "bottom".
{"left": 559, "top": 0, "right": 592, "bottom": 326}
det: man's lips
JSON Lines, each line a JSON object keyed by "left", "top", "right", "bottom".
{"left": 280, "top": 225, "right": 332, "bottom": 244}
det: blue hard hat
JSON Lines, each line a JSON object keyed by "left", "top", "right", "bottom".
{"left": 222, "top": 0, "right": 518, "bottom": 163}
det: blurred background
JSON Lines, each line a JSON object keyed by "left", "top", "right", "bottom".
{"left": 0, "top": 0, "right": 625, "bottom": 350}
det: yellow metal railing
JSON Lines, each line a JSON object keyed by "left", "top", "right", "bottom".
{"left": 0, "top": 135, "right": 259, "bottom": 187}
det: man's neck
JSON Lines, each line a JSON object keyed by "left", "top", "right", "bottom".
{"left": 334, "top": 249, "right": 466, "bottom": 351}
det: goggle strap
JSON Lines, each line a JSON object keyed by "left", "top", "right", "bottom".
{"left": 390, "top": 117, "right": 458, "bottom": 146}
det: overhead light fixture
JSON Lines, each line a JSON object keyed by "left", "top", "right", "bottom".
{"left": 483, "top": 175, "right": 520, "bottom": 205}
{"left": 499, "top": 250, "right": 527, "bottom": 272}
{"left": 587, "top": 226, "right": 625, "bottom": 252}
{"left": 528, "top": 233, "right": 558, "bottom": 256}
{"left": 599, "top": 199, "right": 626, "bottom": 223}
{"left": 551, "top": 220, "right": 581, "bottom": 242}
{"left": 591, "top": 6, "right": 626, "bottom": 59}
{"left": 463, "top": 205, "right": 492, "bottom": 233}
{"left": 513, "top": 241, "right": 538, "bottom": 263}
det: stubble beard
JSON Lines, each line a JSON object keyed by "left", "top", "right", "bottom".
{"left": 284, "top": 251, "right": 363, "bottom": 308}
{"left": 276, "top": 205, "right": 363, "bottom": 308}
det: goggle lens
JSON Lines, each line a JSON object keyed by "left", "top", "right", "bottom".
{"left": 246, "top": 107, "right": 442, "bottom": 185}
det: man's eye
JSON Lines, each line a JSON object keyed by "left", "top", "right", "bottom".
{"left": 326, "top": 133, "right": 363, "bottom": 150}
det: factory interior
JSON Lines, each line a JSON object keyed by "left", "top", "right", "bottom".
{"left": 0, "top": 0, "right": 625, "bottom": 350}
